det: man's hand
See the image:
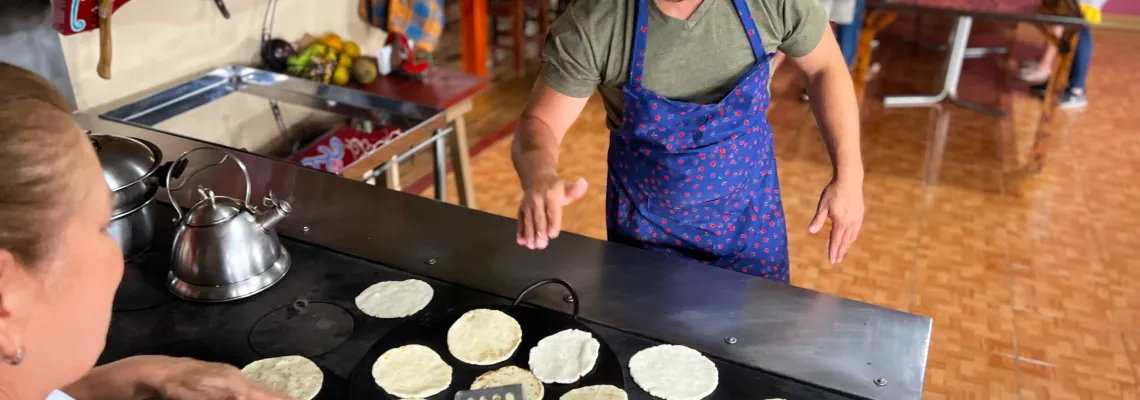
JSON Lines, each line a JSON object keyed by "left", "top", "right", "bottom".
{"left": 518, "top": 175, "right": 588, "bottom": 249}
{"left": 809, "top": 179, "right": 864, "bottom": 263}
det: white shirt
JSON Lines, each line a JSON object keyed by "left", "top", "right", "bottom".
{"left": 46, "top": 390, "right": 75, "bottom": 400}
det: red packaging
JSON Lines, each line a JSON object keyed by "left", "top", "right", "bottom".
{"left": 52, "top": 0, "right": 132, "bottom": 35}
{"left": 289, "top": 124, "right": 401, "bottom": 175}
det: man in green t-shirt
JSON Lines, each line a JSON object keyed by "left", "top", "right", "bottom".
{"left": 511, "top": 0, "right": 864, "bottom": 280}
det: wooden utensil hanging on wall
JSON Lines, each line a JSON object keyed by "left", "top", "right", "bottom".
{"left": 97, "top": 0, "right": 114, "bottom": 79}
{"left": 51, "top": 0, "right": 134, "bottom": 80}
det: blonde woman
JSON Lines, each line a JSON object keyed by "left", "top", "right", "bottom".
{"left": 0, "top": 63, "right": 289, "bottom": 400}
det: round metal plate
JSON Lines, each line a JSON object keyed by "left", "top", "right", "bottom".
{"left": 248, "top": 301, "right": 355, "bottom": 358}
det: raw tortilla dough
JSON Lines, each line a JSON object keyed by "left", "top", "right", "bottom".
{"left": 240, "top": 355, "right": 323, "bottom": 400}
{"left": 471, "top": 365, "right": 545, "bottom": 400}
{"left": 447, "top": 309, "right": 522, "bottom": 365}
{"left": 629, "top": 345, "right": 718, "bottom": 400}
{"left": 354, "top": 279, "right": 433, "bottom": 318}
{"left": 560, "top": 385, "right": 628, "bottom": 400}
{"left": 372, "top": 344, "right": 453, "bottom": 398}
{"left": 528, "top": 329, "right": 600, "bottom": 384}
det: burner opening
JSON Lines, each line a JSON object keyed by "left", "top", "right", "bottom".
{"left": 249, "top": 302, "right": 353, "bottom": 358}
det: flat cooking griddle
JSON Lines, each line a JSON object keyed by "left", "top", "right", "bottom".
{"left": 348, "top": 279, "right": 625, "bottom": 399}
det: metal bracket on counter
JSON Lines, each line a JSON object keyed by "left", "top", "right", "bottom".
{"left": 363, "top": 126, "right": 454, "bottom": 201}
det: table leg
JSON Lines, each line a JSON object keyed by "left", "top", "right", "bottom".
{"left": 461, "top": 0, "right": 489, "bottom": 77}
{"left": 884, "top": 16, "right": 1005, "bottom": 117}
{"left": 1029, "top": 28, "right": 1080, "bottom": 171}
{"left": 448, "top": 116, "right": 477, "bottom": 208}
{"left": 433, "top": 133, "right": 448, "bottom": 202}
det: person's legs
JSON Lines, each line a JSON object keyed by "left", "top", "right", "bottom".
{"left": 1021, "top": 25, "right": 1063, "bottom": 83}
{"left": 1067, "top": 27, "right": 1093, "bottom": 92}
{"left": 1059, "top": 27, "right": 1093, "bottom": 109}
{"left": 833, "top": 0, "right": 864, "bottom": 67}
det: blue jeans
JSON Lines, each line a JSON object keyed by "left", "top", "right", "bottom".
{"left": 832, "top": 0, "right": 865, "bottom": 67}
{"left": 1068, "top": 27, "right": 1092, "bottom": 90}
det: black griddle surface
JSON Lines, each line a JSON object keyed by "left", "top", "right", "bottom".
{"left": 101, "top": 206, "right": 853, "bottom": 400}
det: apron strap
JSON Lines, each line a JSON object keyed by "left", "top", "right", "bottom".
{"left": 731, "top": 0, "right": 768, "bottom": 61}
{"left": 628, "top": 0, "right": 651, "bottom": 87}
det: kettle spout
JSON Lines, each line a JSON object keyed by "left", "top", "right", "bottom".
{"left": 255, "top": 198, "right": 292, "bottom": 231}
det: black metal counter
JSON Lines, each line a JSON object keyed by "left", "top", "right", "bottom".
{"left": 104, "top": 206, "right": 849, "bottom": 399}
{"left": 80, "top": 115, "right": 931, "bottom": 399}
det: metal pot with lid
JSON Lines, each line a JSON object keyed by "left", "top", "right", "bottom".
{"left": 90, "top": 134, "right": 163, "bottom": 214}
{"left": 166, "top": 147, "right": 292, "bottom": 302}
{"left": 90, "top": 134, "right": 187, "bottom": 259}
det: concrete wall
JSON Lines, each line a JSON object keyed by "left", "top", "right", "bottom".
{"left": 0, "top": 0, "right": 77, "bottom": 108}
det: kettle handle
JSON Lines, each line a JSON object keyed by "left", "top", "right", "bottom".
{"left": 166, "top": 147, "right": 252, "bottom": 222}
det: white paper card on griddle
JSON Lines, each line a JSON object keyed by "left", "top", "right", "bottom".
{"left": 559, "top": 385, "right": 628, "bottom": 400}
{"left": 372, "top": 344, "right": 453, "bottom": 398}
{"left": 528, "top": 328, "right": 600, "bottom": 384}
{"left": 240, "top": 355, "right": 323, "bottom": 400}
{"left": 455, "top": 383, "right": 526, "bottom": 400}
{"left": 447, "top": 309, "right": 523, "bottom": 365}
{"left": 354, "top": 279, "right": 433, "bottom": 319}
{"left": 471, "top": 366, "right": 545, "bottom": 400}
{"left": 629, "top": 345, "right": 718, "bottom": 400}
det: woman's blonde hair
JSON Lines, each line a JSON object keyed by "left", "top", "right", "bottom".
{"left": 0, "top": 63, "right": 84, "bottom": 267}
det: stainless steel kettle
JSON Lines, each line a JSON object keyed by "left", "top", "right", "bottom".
{"left": 165, "top": 147, "right": 293, "bottom": 302}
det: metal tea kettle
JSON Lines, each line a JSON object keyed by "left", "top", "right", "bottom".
{"left": 165, "top": 147, "right": 293, "bottom": 302}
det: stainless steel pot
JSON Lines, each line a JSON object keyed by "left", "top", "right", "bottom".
{"left": 90, "top": 134, "right": 163, "bottom": 214}
{"left": 108, "top": 187, "right": 158, "bottom": 260}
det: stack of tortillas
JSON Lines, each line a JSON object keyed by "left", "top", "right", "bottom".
{"left": 372, "top": 344, "right": 453, "bottom": 398}
{"left": 529, "top": 329, "right": 600, "bottom": 384}
{"left": 240, "top": 355, "right": 323, "bottom": 400}
{"left": 471, "top": 365, "right": 545, "bottom": 400}
{"left": 354, "top": 279, "right": 434, "bottom": 318}
{"left": 629, "top": 345, "right": 718, "bottom": 400}
{"left": 560, "top": 385, "right": 628, "bottom": 400}
{"left": 447, "top": 309, "right": 522, "bottom": 365}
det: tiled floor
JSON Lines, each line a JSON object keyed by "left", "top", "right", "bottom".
{"left": 421, "top": 24, "right": 1140, "bottom": 398}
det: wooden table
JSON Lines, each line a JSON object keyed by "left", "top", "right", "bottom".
{"left": 353, "top": 67, "right": 489, "bottom": 207}
{"left": 853, "top": 0, "right": 1088, "bottom": 171}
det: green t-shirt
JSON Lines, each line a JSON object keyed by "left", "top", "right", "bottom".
{"left": 541, "top": 0, "right": 828, "bottom": 132}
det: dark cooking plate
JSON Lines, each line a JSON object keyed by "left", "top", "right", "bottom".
{"left": 348, "top": 279, "right": 625, "bottom": 399}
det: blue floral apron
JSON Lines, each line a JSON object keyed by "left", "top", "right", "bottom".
{"left": 606, "top": 0, "right": 790, "bottom": 282}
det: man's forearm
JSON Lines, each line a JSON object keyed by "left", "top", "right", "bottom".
{"left": 511, "top": 114, "right": 563, "bottom": 187}
{"left": 804, "top": 65, "right": 863, "bottom": 183}
{"left": 62, "top": 356, "right": 167, "bottom": 400}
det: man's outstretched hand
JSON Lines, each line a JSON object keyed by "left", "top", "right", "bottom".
{"left": 517, "top": 176, "right": 588, "bottom": 249}
{"left": 809, "top": 179, "right": 864, "bottom": 264}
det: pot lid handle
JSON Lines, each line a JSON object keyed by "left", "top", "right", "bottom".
{"left": 166, "top": 147, "right": 251, "bottom": 222}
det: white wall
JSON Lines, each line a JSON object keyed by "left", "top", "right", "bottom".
{"left": 60, "top": 0, "right": 389, "bottom": 153}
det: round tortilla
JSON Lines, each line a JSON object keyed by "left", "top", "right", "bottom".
{"left": 471, "top": 365, "right": 544, "bottom": 400}
{"left": 528, "top": 329, "right": 600, "bottom": 384}
{"left": 629, "top": 345, "right": 718, "bottom": 400}
{"left": 240, "top": 355, "right": 323, "bottom": 400}
{"left": 560, "top": 385, "right": 628, "bottom": 400}
{"left": 372, "top": 344, "right": 453, "bottom": 398}
{"left": 354, "top": 279, "right": 433, "bottom": 318}
{"left": 447, "top": 309, "right": 522, "bottom": 365}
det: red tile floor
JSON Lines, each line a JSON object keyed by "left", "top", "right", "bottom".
{"left": 422, "top": 24, "right": 1140, "bottom": 398}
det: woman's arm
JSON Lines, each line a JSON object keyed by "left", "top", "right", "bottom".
{"left": 62, "top": 356, "right": 286, "bottom": 400}
{"left": 61, "top": 356, "right": 164, "bottom": 400}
